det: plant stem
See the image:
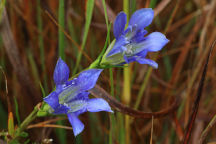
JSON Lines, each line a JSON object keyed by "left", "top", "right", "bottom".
{"left": 123, "top": 1, "right": 131, "bottom": 144}
{"left": 13, "top": 105, "right": 39, "bottom": 141}
{"left": 58, "top": 0, "right": 65, "bottom": 60}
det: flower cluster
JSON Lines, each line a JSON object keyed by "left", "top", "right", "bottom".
{"left": 43, "top": 58, "right": 112, "bottom": 136}
{"left": 101, "top": 8, "right": 169, "bottom": 68}
{"left": 43, "top": 8, "right": 169, "bottom": 137}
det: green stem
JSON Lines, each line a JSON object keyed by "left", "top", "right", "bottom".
{"left": 123, "top": 1, "right": 130, "bottom": 144}
{"left": 109, "top": 68, "right": 115, "bottom": 144}
{"left": 13, "top": 105, "right": 39, "bottom": 141}
{"left": 58, "top": 0, "right": 65, "bottom": 60}
{"left": 134, "top": 66, "right": 153, "bottom": 109}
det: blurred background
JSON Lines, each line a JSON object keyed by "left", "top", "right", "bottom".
{"left": 0, "top": 0, "right": 216, "bottom": 143}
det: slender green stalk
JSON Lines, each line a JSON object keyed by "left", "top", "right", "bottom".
{"left": 73, "top": 0, "right": 95, "bottom": 75}
{"left": 14, "top": 96, "right": 21, "bottom": 125}
{"left": 57, "top": 1, "right": 67, "bottom": 143}
{"left": 199, "top": 114, "right": 216, "bottom": 143}
{"left": 0, "top": 0, "right": 5, "bottom": 21}
{"left": 55, "top": 120, "right": 67, "bottom": 144}
{"left": 123, "top": 1, "right": 131, "bottom": 144}
{"left": 102, "top": 1, "right": 115, "bottom": 142}
{"left": 149, "top": 0, "right": 158, "bottom": 8}
{"left": 109, "top": 68, "right": 115, "bottom": 144}
{"left": 13, "top": 105, "right": 39, "bottom": 141}
{"left": 37, "top": 0, "right": 48, "bottom": 93}
{"left": 117, "top": 112, "right": 125, "bottom": 144}
{"left": 102, "top": 0, "right": 109, "bottom": 30}
{"left": 58, "top": 0, "right": 65, "bottom": 60}
{"left": 27, "top": 49, "right": 40, "bottom": 86}
{"left": 134, "top": 66, "right": 153, "bottom": 109}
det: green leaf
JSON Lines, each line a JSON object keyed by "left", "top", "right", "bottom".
{"left": 8, "top": 112, "right": 15, "bottom": 137}
{"left": 13, "top": 97, "right": 21, "bottom": 125}
{"left": 73, "top": 0, "right": 95, "bottom": 74}
{"left": 0, "top": 0, "right": 5, "bottom": 22}
{"left": 58, "top": 0, "right": 65, "bottom": 60}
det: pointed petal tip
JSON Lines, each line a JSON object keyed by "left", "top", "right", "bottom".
{"left": 87, "top": 98, "right": 113, "bottom": 113}
{"left": 53, "top": 58, "right": 70, "bottom": 85}
{"left": 136, "top": 58, "right": 158, "bottom": 68}
{"left": 74, "top": 124, "right": 84, "bottom": 137}
{"left": 68, "top": 114, "right": 85, "bottom": 137}
{"left": 113, "top": 11, "right": 127, "bottom": 39}
{"left": 129, "top": 8, "right": 154, "bottom": 30}
{"left": 43, "top": 92, "right": 59, "bottom": 110}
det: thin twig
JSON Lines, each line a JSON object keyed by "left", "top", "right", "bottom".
{"left": 90, "top": 85, "right": 180, "bottom": 119}
{"left": 199, "top": 114, "right": 216, "bottom": 144}
{"left": 27, "top": 124, "right": 73, "bottom": 130}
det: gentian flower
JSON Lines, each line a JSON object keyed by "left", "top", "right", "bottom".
{"left": 100, "top": 8, "right": 169, "bottom": 68}
{"left": 43, "top": 58, "right": 113, "bottom": 136}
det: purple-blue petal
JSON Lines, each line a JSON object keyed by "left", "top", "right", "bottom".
{"left": 67, "top": 113, "right": 84, "bottom": 136}
{"left": 87, "top": 98, "right": 113, "bottom": 113}
{"left": 140, "top": 32, "right": 169, "bottom": 52}
{"left": 107, "top": 36, "right": 129, "bottom": 57}
{"left": 67, "top": 91, "right": 89, "bottom": 103}
{"left": 66, "top": 92, "right": 89, "bottom": 114}
{"left": 44, "top": 92, "right": 59, "bottom": 110}
{"left": 113, "top": 12, "right": 127, "bottom": 39}
{"left": 136, "top": 58, "right": 158, "bottom": 68}
{"left": 44, "top": 91, "right": 69, "bottom": 114}
{"left": 129, "top": 8, "right": 154, "bottom": 30}
{"left": 53, "top": 58, "right": 70, "bottom": 85}
{"left": 77, "top": 69, "right": 103, "bottom": 91}
{"left": 53, "top": 104, "right": 70, "bottom": 114}
{"left": 136, "top": 50, "right": 148, "bottom": 57}
{"left": 123, "top": 55, "right": 129, "bottom": 63}
{"left": 131, "top": 29, "right": 148, "bottom": 43}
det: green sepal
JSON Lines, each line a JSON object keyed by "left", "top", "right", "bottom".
{"left": 37, "top": 103, "right": 52, "bottom": 117}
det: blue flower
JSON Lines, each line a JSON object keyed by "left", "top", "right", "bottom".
{"left": 43, "top": 58, "right": 113, "bottom": 136}
{"left": 101, "top": 8, "right": 169, "bottom": 68}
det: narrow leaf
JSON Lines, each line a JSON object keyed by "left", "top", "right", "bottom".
{"left": 73, "top": 0, "right": 95, "bottom": 74}
{"left": 8, "top": 112, "right": 15, "bottom": 136}
{"left": 182, "top": 40, "right": 215, "bottom": 144}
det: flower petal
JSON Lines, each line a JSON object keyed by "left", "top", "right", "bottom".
{"left": 53, "top": 104, "right": 70, "bottom": 114}
{"left": 53, "top": 58, "right": 70, "bottom": 85}
{"left": 67, "top": 113, "right": 84, "bottom": 136}
{"left": 44, "top": 92, "right": 69, "bottom": 114}
{"left": 58, "top": 81, "right": 80, "bottom": 104}
{"left": 129, "top": 8, "right": 154, "bottom": 30}
{"left": 143, "top": 32, "right": 169, "bottom": 52}
{"left": 87, "top": 98, "right": 113, "bottom": 113}
{"left": 44, "top": 92, "right": 59, "bottom": 110}
{"left": 133, "top": 32, "right": 169, "bottom": 54}
{"left": 107, "top": 36, "right": 129, "bottom": 57}
{"left": 77, "top": 69, "right": 103, "bottom": 91}
{"left": 113, "top": 12, "right": 127, "bottom": 39}
{"left": 67, "top": 92, "right": 89, "bottom": 114}
{"left": 136, "top": 57, "right": 158, "bottom": 68}
{"left": 131, "top": 29, "right": 148, "bottom": 43}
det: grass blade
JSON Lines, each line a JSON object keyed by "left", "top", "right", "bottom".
{"left": 73, "top": 0, "right": 95, "bottom": 74}
{"left": 13, "top": 97, "right": 21, "bottom": 125}
{"left": 58, "top": 0, "right": 65, "bottom": 60}
{"left": 182, "top": 40, "right": 215, "bottom": 144}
